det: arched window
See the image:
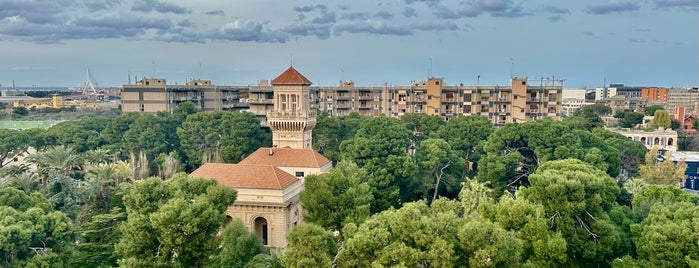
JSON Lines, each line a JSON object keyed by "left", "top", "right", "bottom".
{"left": 254, "top": 217, "right": 269, "bottom": 245}
{"left": 654, "top": 137, "right": 660, "bottom": 145}
{"left": 668, "top": 138, "right": 674, "bottom": 146}
{"left": 280, "top": 95, "right": 287, "bottom": 111}
{"left": 640, "top": 137, "right": 647, "bottom": 144}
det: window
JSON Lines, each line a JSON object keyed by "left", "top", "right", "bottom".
{"left": 549, "top": 94, "right": 557, "bottom": 102}
{"left": 295, "top": 171, "right": 304, "bottom": 177}
{"left": 668, "top": 138, "right": 674, "bottom": 146}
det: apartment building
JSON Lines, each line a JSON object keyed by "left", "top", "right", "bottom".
{"left": 121, "top": 75, "right": 563, "bottom": 125}
{"left": 641, "top": 87, "right": 669, "bottom": 102}
{"left": 122, "top": 78, "right": 249, "bottom": 114}
{"left": 667, "top": 87, "right": 699, "bottom": 114}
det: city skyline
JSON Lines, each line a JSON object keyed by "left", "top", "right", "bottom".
{"left": 0, "top": 0, "right": 697, "bottom": 88}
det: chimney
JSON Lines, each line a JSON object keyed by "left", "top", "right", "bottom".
{"left": 269, "top": 147, "right": 273, "bottom": 156}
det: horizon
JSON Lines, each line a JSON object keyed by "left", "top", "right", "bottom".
{"left": 0, "top": 1, "right": 697, "bottom": 89}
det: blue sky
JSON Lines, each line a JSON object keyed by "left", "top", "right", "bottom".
{"left": 0, "top": 0, "right": 696, "bottom": 88}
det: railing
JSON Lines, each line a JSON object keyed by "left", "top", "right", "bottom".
{"left": 268, "top": 110, "right": 317, "bottom": 118}
{"left": 248, "top": 99, "right": 274, "bottom": 104}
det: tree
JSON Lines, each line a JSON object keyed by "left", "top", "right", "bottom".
{"left": 207, "top": 219, "right": 265, "bottom": 268}
{"left": 414, "top": 138, "right": 465, "bottom": 201}
{"left": 614, "top": 109, "right": 644, "bottom": 128}
{"left": 572, "top": 104, "right": 611, "bottom": 130}
{"left": 280, "top": 223, "right": 337, "bottom": 268}
{"left": 435, "top": 115, "right": 494, "bottom": 176}
{"left": 0, "top": 188, "right": 74, "bottom": 266}
{"left": 178, "top": 111, "right": 265, "bottom": 170}
{"left": 72, "top": 208, "right": 127, "bottom": 267}
{"left": 644, "top": 105, "right": 664, "bottom": 116}
{"left": 123, "top": 114, "right": 180, "bottom": 171}
{"left": 648, "top": 109, "right": 671, "bottom": 130}
{"left": 0, "top": 128, "right": 29, "bottom": 168}
{"left": 44, "top": 117, "right": 109, "bottom": 153}
{"left": 339, "top": 115, "right": 415, "bottom": 212}
{"left": 173, "top": 101, "right": 199, "bottom": 124}
{"left": 116, "top": 174, "right": 236, "bottom": 267}
{"left": 300, "top": 161, "right": 373, "bottom": 231}
{"left": 628, "top": 202, "right": 699, "bottom": 267}
{"left": 12, "top": 106, "right": 28, "bottom": 116}
{"left": 399, "top": 113, "right": 445, "bottom": 138}
{"left": 520, "top": 159, "right": 627, "bottom": 266}
{"left": 312, "top": 111, "right": 342, "bottom": 162}
{"left": 638, "top": 147, "right": 687, "bottom": 186}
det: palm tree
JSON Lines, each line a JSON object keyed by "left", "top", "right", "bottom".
{"left": 11, "top": 172, "right": 40, "bottom": 194}
{"left": 84, "top": 163, "right": 129, "bottom": 213}
{"left": 27, "top": 145, "right": 83, "bottom": 192}
{"left": 458, "top": 179, "right": 494, "bottom": 214}
{"left": 84, "top": 149, "right": 114, "bottom": 166}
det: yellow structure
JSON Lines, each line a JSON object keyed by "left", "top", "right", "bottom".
{"left": 191, "top": 67, "right": 331, "bottom": 248}
{"left": 13, "top": 96, "right": 63, "bottom": 109}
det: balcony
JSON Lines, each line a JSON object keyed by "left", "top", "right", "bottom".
{"left": 358, "top": 95, "right": 372, "bottom": 100}
{"left": 498, "top": 110, "right": 508, "bottom": 115}
{"left": 443, "top": 98, "right": 457, "bottom": 103}
{"left": 248, "top": 99, "right": 274, "bottom": 104}
{"left": 497, "top": 98, "right": 509, "bottom": 102}
{"left": 528, "top": 98, "right": 540, "bottom": 102}
{"left": 358, "top": 106, "right": 371, "bottom": 110}
{"left": 527, "top": 110, "right": 539, "bottom": 114}
{"left": 496, "top": 120, "right": 506, "bottom": 125}
{"left": 249, "top": 86, "right": 273, "bottom": 93}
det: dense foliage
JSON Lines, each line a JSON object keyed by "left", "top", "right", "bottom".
{"left": 0, "top": 107, "right": 697, "bottom": 267}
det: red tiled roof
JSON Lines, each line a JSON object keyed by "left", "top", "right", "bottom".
{"left": 239, "top": 147, "right": 331, "bottom": 168}
{"left": 190, "top": 163, "right": 299, "bottom": 190}
{"left": 271, "top": 66, "right": 312, "bottom": 86}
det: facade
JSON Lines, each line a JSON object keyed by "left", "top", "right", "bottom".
{"left": 121, "top": 75, "right": 563, "bottom": 124}
{"left": 267, "top": 67, "right": 316, "bottom": 149}
{"left": 666, "top": 87, "right": 699, "bottom": 114}
{"left": 561, "top": 88, "right": 589, "bottom": 117}
{"left": 190, "top": 67, "right": 332, "bottom": 248}
{"left": 121, "top": 78, "right": 249, "bottom": 114}
{"left": 641, "top": 87, "right": 669, "bottom": 102}
{"left": 609, "top": 128, "right": 678, "bottom": 152}
{"left": 671, "top": 152, "right": 699, "bottom": 191}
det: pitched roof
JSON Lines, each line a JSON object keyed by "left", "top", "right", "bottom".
{"left": 190, "top": 163, "right": 299, "bottom": 190}
{"left": 239, "top": 147, "right": 331, "bottom": 168}
{"left": 271, "top": 66, "right": 312, "bottom": 86}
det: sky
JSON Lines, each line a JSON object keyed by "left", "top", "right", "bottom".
{"left": 0, "top": 0, "right": 697, "bottom": 89}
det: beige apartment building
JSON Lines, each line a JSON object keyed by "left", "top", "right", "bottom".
{"left": 122, "top": 75, "right": 563, "bottom": 124}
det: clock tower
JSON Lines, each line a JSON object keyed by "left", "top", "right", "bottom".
{"left": 267, "top": 67, "right": 315, "bottom": 149}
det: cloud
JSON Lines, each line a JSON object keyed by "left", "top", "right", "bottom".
{"left": 310, "top": 10, "right": 336, "bottom": 24}
{"left": 84, "top": 0, "right": 120, "bottom": 12}
{"left": 652, "top": 0, "right": 698, "bottom": 10}
{"left": 283, "top": 24, "right": 332, "bottom": 39}
{"left": 583, "top": 30, "right": 594, "bottom": 36}
{"left": 341, "top": 12, "right": 370, "bottom": 21}
{"left": 293, "top": 4, "right": 328, "bottom": 13}
{"left": 405, "top": 0, "right": 440, "bottom": 6}
{"left": 374, "top": 11, "right": 394, "bottom": 19}
{"left": 403, "top": 7, "right": 417, "bottom": 17}
{"left": 0, "top": 1, "right": 69, "bottom": 24}
{"left": 204, "top": 10, "right": 225, "bottom": 16}
{"left": 131, "top": 0, "right": 189, "bottom": 14}
{"left": 585, "top": 2, "right": 640, "bottom": 15}
{"left": 177, "top": 19, "right": 193, "bottom": 27}
{"left": 543, "top": 5, "right": 571, "bottom": 14}
{"left": 433, "top": 0, "right": 531, "bottom": 19}
{"left": 211, "top": 20, "right": 288, "bottom": 43}
{"left": 335, "top": 20, "right": 412, "bottom": 36}
{"left": 410, "top": 21, "right": 458, "bottom": 31}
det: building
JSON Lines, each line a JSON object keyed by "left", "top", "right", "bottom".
{"left": 670, "top": 152, "right": 699, "bottom": 191}
{"left": 561, "top": 88, "right": 589, "bottom": 117}
{"left": 121, "top": 74, "right": 563, "bottom": 125}
{"left": 641, "top": 87, "right": 669, "bottom": 102}
{"left": 609, "top": 128, "right": 678, "bottom": 152}
{"left": 667, "top": 87, "right": 699, "bottom": 114}
{"left": 190, "top": 67, "right": 331, "bottom": 248}
{"left": 121, "top": 78, "right": 249, "bottom": 114}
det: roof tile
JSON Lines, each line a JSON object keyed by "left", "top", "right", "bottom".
{"left": 239, "top": 147, "right": 331, "bottom": 167}
{"left": 190, "top": 163, "right": 299, "bottom": 190}
{"left": 271, "top": 66, "right": 312, "bottom": 86}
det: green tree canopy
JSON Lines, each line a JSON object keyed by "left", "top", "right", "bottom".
{"left": 300, "top": 161, "right": 373, "bottom": 231}
{"left": 207, "top": 218, "right": 265, "bottom": 268}
{"left": 614, "top": 109, "right": 644, "bottom": 128}
{"left": 280, "top": 223, "right": 338, "bottom": 268}
{"left": 116, "top": 174, "right": 236, "bottom": 267}
{"left": 644, "top": 105, "right": 664, "bottom": 116}
{"left": 649, "top": 109, "right": 671, "bottom": 130}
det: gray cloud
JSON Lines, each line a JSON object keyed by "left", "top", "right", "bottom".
{"left": 585, "top": 2, "right": 640, "bottom": 15}
{"left": 335, "top": 21, "right": 412, "bottom": 36}
{"left": 374, "top": 11, "right": 394, "bottom": 19}
{"left": 405, "top": 0, "right": 440, "bottom": 6}
{"left": 0, "top": 0, "right": 70, "bottom": 24}
{"left": 410, "top": 21, "right": 458, "bottom": 31}
{"left": 293, "top": 4, "right": 328, "bottom": 13}
{"left": 210, "top": 20, "right": 288, "bottom": 43}
{"left": 131, "top": 0, "right": 189, "bottom": 14}
{"left": 177, "top": 19, "right": 193, "bottom": 27}
{"left": 204, "top": 10, "right": 225, "bottom": 16}
{"left": 310, "top": 10, "right": 336, "bottom": 24}
{"left": 84, "top": 0, "right": 121, "bottom": 12}
{"left": 341, "top": 12, "right": 370, "bottom": 21}
{"left": 652, "top": 0, "right": 698, "bottom": 10}
{"left": 403, "top": 7, "right": 418, "bottom": 17}
{"left": 433, "top": 0, "right": 531, "bottom": 19}
{"left": 283, "top": 24, "right": 332, "bottom": 40}
{"left": 543, "top": 5, "right": 571, "bottom": 14}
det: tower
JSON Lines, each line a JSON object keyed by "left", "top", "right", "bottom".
{"left": 267, "top": 67, "right": 316, "bottom": 149}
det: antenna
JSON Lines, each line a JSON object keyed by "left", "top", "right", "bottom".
{"left": 152, "top": 59, "right": 155, "bottom": 78}
{"left": 290, "top": 53, "right": 293, "bottom": 66}
{"left": 128, "top": 71, "right": 131, "bottom": 84}
{"left": 199, "top": 62, "right": 202, "bottom": 79}
{"left": 510, "top": 58, "right": 514, "bottom": 78}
